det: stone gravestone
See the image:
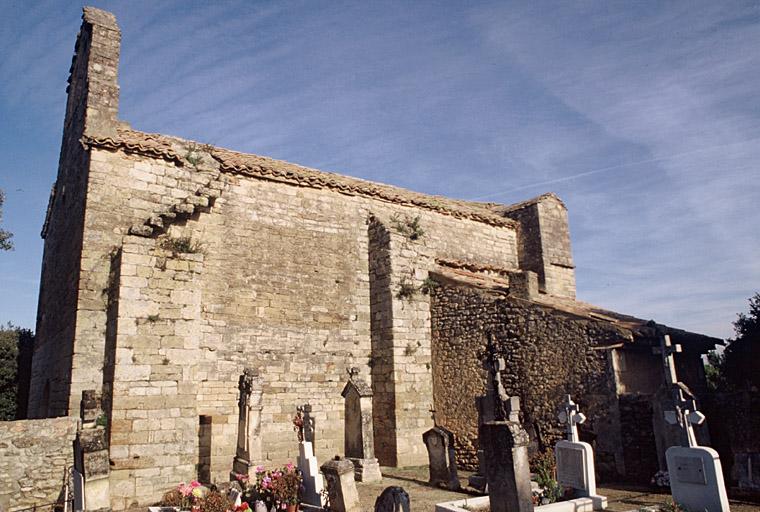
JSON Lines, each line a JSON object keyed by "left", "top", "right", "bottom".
{"left": 422, "top": 407, "right": 460, "bottom": 490}
{"left": 342, "top": 367, "right": 382, "bottom": 482}
{"left": 320, "top": 457, "right": 361, "bottom": 512}
{"left": 479, "top": 335, "right": 533, "bottom": 512}
{"left": 654, "top": 333, "right": 730, "bottom": 512}
{"left": 73, "top": 390, "right": 110, "bottom": 511}
{"left": 296, "top": 404, "right": 326, "bottom": 507}
{"left": 232, "top": 368, "right": 264, "bottom": 480}
{"left": 554, "top": 395, "right": 607, "bottom": 509}
{"left": 469, "top": 333, "right": 517, "bottom": 492}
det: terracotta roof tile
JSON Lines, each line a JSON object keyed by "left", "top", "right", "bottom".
{"left": 83, "top": 127, "right": 517, "bottom": 228}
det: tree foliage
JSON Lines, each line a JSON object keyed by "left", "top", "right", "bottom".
{"left": 0, "top": 189, "right": 13, "bottom": 251}
{"left": 0, "top": 323, "right": 34, "bottom": 420}
{"left": 706, "top": 293, "right": 760, "bottom": 391}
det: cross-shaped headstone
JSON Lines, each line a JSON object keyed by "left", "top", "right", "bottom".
{"left": 664, "top": 384, "right": 705, "bottom": 448}
{"left": 483, "top": 332, "right": 511, "bottom": 420}
{"left": 557, "top": 394, "right": 586, "bottom": 443}
{"left": 652, "top": 333, "right": 682, "bottom": 386}
{"left": 298, "top": 403, "right": 316, "bottom": 444}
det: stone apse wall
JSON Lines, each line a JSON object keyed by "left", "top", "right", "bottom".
{"left": 429, "top": 282, "right": 629, "bottom": 480}
{"left": 0, "top": 417, "right": 78, "bottom": 511}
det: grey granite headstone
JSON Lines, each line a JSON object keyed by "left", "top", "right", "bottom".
{"left": 422, "top": 425, "right": 460, "bottom": 490}
{"left": 342, "top": 368, "right": 382, "bottom": 482}
{"left": 482, "top": 420, "right": 533, "bottom": 512}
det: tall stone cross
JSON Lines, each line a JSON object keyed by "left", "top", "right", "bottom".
{"left": 484, "top": 332, "right": 510, "bottom": 421}
{"left": 653, "top": 332, "right": 704, "bottom": 447}
{"left": 429, "top": 405, "right": 437, "bottom": 427}
{"left": 652, "top": 333, "right": 682, "bottom": 386}
{"left": 557, "top": 394, "right": 586, "bottom": 443}
{"left": 664, "top": 384, "right": 706, "bottom": 448}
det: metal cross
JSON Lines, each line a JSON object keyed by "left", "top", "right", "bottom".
{"left": 558, "top": 394, "right": 586, "bottom": 443}
{"left": 652, "top": 333, "right": 682, "bottom": 386}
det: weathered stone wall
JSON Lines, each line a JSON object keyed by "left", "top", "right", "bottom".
{"left": 618, "top": 394, "right": 659, "bottom": 483}
{"left": 81, "top": 143, "right": 519, "bottom": 507}
{"left": 430, "top": 282, "right": 625, "bottom": 478}
{"left": 0, "top": 417, "right": 78, "bottom": 511}
{"left": 704, "top": 391, "right": 760, "bottom": 491}
{"left": 29, "top": 7, "right": 121, "bottom": 418}
{"left": 500, "top": 194, "right": 576, "bottom": 299}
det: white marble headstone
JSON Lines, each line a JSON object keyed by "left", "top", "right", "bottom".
{"left": 666, "top": 446, "right": 730, "bottom": 512}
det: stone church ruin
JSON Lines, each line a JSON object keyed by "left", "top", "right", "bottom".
{"left": 3, "top": 7, "right": 725, "bottom": 510}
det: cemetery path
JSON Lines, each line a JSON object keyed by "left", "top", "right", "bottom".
{"left": 356, "top": 467, "right": 760, "bottom": 512}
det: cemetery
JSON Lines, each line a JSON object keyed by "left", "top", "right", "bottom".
{"left": 0, "top": 6, "right": 758, "bottom": 512}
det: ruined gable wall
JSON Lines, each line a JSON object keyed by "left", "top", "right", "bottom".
{"left": 85, "top": 146, "right": 518, "bottom": 507}
{"left": 0, "top": 417, "right": 79, "bottom": 511}
{"left": 430, "top": 283, "right": 625, "bottom": 479}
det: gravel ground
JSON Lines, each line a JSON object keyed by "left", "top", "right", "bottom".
{"left": 355, "top": 466, "right": 760, "bottom": 512}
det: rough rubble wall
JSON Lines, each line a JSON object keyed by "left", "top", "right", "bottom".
{"left": 0, "top": 417, "right": 78, "bottom": 511}
{"left": 430, "top": 283, "right": 626, "bottom": 479}
{"left": 29, "top": 8, "right": 121, "bottom": 417}
{"left": 84, "top": 146, "right": 519, "bottom": 506}
{"left": 618, "top": 394, "right": 659, "bottom": 483}
{"left": 703, "top": 391, "right": 760, "bottom": 490}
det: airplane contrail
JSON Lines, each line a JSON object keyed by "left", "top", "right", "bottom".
{"left": 469, "top": 136, "right": 760, "bottom": 201}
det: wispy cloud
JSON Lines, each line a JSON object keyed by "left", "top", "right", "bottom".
{"left": 0, "top": 1, "right": 757, "bottom": 337}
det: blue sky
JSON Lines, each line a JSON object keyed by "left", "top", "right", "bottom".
{"left": 1, "top": 1, "right": 758, "bottom": 339}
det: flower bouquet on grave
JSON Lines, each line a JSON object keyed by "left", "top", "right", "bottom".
{"left": 160, "top": 481, "right": 210, "bottom": 510}
{"left": 293, "top": 410, "right": 304, "bottom": 443}
{"left": 269, "top": 463, "right": 303, "bottom": 511}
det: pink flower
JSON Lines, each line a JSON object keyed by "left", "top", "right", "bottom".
{"left": 190, "top": 480, "right": 201, "bottom": 488}
{"left": 285, "top": 462, "right": 295, "bottom": 472}
{"left": 178, "top": 482, "right": 193, "bottom": 497}
{"left": 256, "top": 465, "right": 266, "bottom": 473}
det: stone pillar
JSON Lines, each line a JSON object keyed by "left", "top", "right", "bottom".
{"left": 342, "top": 368, "right": 382, "bottom": 482}
{"left": 232, "top": 368, "right": 263, "bottom": 479}
{"left": 422, "top": 425, "right": 460, "bottom": 490}
{"left": 320, "top": 458, "right": 361, "bottom": 512}
{"left": 481, "top": 392, "right": 533, "bottom": 512}
{"left": 73, "top": 390, "right": 110, "bottom": 511}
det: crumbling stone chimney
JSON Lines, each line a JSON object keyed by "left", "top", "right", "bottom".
{"left": 498, "top": 193, "right": 576, "bottom": 298}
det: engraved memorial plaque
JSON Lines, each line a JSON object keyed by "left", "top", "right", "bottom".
{"left": 556, "top": 445, "right": 587, "bottom": 489}
{"left": 674, "top": 455, "right": 707, "bottom": 485}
